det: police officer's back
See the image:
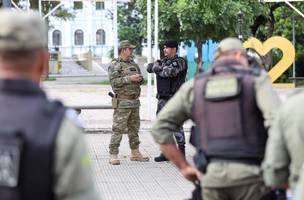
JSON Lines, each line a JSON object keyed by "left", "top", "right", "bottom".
{"left": 0, "top": 9, "right": 100, "bottom": 200}
{"left": 151, "top": 38, "right": 280, "bottom": 200}
{"left": 263, "top": 86, "right": 304, "bottom": 194}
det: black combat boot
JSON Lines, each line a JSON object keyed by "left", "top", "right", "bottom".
{"left": 154, "top": 153, "right": 168, "bottom": 162}
{"left": 178, "top": 145, "right": 185, "bottom": 157}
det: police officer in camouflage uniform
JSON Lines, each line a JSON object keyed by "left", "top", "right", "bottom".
{"left": 147, "top": 40, "right": 187, "bottom": 162}
{"left": 263, "top": 89, "right": 304, "bottom": 194}
{"left": 108, "top": 40, "right": 149, "bottom": 165}
{"left": 0, "top": 10, "right": 100, "bottom": 200}
{"left": 150, "top": 38, "right": 280, "bottom": 200}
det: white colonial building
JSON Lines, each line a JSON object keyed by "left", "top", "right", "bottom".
{"left": 48, "top": 0, "right": 119, "bottom": 59}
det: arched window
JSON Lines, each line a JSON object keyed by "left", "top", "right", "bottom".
{"left": 96, "top": 29, "right": 105, "bottom": 45}
{"left": 52, "top": 30, "right": 61, "bottom": 46}
{"left": 96, "top": 2, "right": 104, "bottom": 10}
{"left": 74, "top": 29, "right": 84, "bottom": 45}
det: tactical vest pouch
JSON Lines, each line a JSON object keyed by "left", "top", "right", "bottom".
{"left": 0, "top": 130, "right": 23, "bottom": 200}
{"left": 203, "top": 75, "right": 243, "bottom": 139}
{"left": 0, "top": 130, "right": 23, "bottom": 188}
{"left": 204, "top": 76, "right": 241, "bottom": 101}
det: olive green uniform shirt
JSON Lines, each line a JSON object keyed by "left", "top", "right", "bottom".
{"left": 54, "top": 110, "right": 101, "bottom": 200}
{"left": 263, "top": 91, "right": 304, "bottom": 191}
{"left": 151, "top": 70, "right": 280, "bottom": 187}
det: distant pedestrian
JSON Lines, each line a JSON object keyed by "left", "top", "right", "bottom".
{"left": 151, "top": 38, "right": 280, "bottom": 200}
{"left": 147, "top": 40, "right": 187, "bottom": 162}
{"left": 0, "top": 9, "right": 100, "bottom": 200}
{"left": 108, "top": 40, "right": 149, "bottom": 165}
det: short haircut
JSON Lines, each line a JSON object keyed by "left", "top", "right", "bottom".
{"left": 0, "top": 50, "right": 40, "bottom": 69}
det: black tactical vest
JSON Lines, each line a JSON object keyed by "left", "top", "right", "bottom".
{"left": 156, "top": 57, "right": 187, "bottom": 99}
{"left": 0, "top": 79, "right": 66, "bottom": 200}
{"left": 192, "top": 59, "right": 267, "bottom": 165}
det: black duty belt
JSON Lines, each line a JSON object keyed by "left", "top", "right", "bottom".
{"left": 117, "top": 94, "right": 138, "bottom": 100}
{"left": 209, "top": 157, "right": 262, "bottom": 166}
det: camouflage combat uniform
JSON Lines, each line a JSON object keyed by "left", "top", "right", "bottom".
{"left": 108, "top": 57, "right": 144, "bottom": 155}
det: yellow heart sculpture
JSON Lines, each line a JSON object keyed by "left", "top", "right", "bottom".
{"left": 243, "top": 36, "right": 295, "bottom": 88}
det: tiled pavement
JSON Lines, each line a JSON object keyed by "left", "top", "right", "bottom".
{"left": 44, "top": 82, "right": 196, "bottom": 200}
{"left": 43, "top": 81, "right": 301, "bottom": 200}
{"left": 86, "top": 132, "right": 195, "bottom": 200}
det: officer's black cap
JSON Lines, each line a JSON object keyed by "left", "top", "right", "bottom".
{"left": 164, "top": 40, "right": 178, "bottom": 49}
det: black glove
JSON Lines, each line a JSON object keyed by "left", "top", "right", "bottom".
{"left": 153, "top": 61, "right": 163, "bottom": 73}
{"left": 165, "top": 59, "right": 172, "bottom": 65}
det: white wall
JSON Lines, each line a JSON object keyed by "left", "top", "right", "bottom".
{"left": 48, "top": 0, "right": 116, "bottom": 58}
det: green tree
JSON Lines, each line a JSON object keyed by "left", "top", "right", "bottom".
{"left": 134, "top": 0, "right": 302, "bottom": 76}
{"left": 175, "top": 0, "right": 245, "bottom": 72}
{"left": 135, "top": 0, "right": 182, "bottom": 55}
{"left": 118, "top": 1, "right": 143, "bottom": 55}
{"left": 11, "top": 0, "right": 74, "bottom": 20}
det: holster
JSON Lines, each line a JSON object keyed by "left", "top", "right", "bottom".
{"left": 111, "top": 97, "right": 118, "bottom": 109}
{"left": 193, "top": 149, "right": 208, "bottom": 174}
{"left": 260, "top": 189, "right": 286, "bottom": 200}
{"left": 190, "top": 181, "right": 203, "bottom": 200}
{"left": 190, "top": 126, "right": 208, "bottom": 174}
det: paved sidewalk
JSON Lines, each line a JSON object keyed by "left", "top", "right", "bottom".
{"left": 43, "top": 82, "right": 195, "bottom": 200}
{"left": 87, "top": 132, "right": 195, "bottom": 200}
{"left": 43, "top": 81, "right": 301, "bottom": 200}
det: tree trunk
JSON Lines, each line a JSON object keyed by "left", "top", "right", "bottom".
{"left": 262, "top": 6, "right": 277, "bottom": 70}
{"left": 195, "top": 39, "right": 203, "bottom": 74}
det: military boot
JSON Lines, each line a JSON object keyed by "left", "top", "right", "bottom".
{"left": 154, "top": 153, "right": 168, "bottom": 162}
{"left": 130, "top": 149, "right": 149, "bottom": 162}
{"left": 109, "top": 154, "right": 120, "bottom": 165}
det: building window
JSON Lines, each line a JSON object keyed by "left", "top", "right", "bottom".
{"left": 74, "top": 1, "right": 83, "bottom": 10}
{"left": 96, "top": 2, "right": 105, "bottom": 10}
{"left": 74, "top": 29, "right": 84, "bottom": 45}
{"left": 96, "top": 29, "right": 105, "bottom": 45}
{"left": 52, "top": 30, "right": 61, "bottom": 46}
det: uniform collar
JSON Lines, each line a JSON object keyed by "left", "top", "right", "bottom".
{"left": 118, "top": 57, "right": 132, "bottom": 63}
{"left": 164, "top": 55, "right": 177, "bottom": 60}
{"left": 0, "top": 78, "right": 45, "bottom": 97}
{"left": 213, "top": 58, "right": 246, "bottom": 69}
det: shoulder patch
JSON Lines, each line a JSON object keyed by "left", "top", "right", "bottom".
{"left": 205, "top": 76, "right": 240, "bottom": 100}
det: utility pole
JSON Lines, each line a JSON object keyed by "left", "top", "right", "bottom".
{"left": 153, "top": 0, "right": 158, "bottom": 103}
{"left": 147, "top": 0, "right": 152, "bottom": 120}
{"left": 292, "top": 15, "right": 296, "bottom": 82}
{"left": 113, "top": 0, "right": 118, "bottom": 58}
{"left": 237, "top": 11, "right": 244, "bottom": 41}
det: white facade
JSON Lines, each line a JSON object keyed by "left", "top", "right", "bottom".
{"left": 48, "top": 0, "right": 116, "bottom": 58}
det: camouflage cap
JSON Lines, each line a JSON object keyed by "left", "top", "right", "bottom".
{"left": 119, "top": 40, "right": 136, "bottom": 50}
{"left": 0, "top": 9, "right": 47, "bottom": 51}
{"left": 214, "top": 37, "right": 245, "bottom": 59}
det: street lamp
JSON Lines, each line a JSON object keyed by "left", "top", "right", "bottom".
{"left": 237, "top": 11, "right": 244, "bottom": 41}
